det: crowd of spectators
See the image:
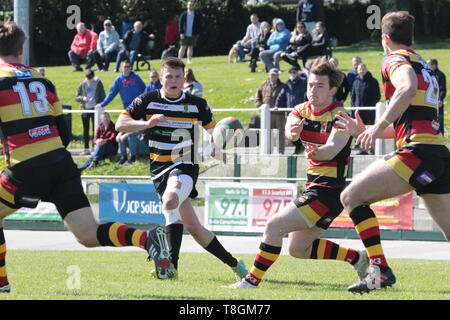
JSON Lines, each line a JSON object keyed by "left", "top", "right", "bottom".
{"left": 58, "top": 1, "right": 445, "bottom": 167}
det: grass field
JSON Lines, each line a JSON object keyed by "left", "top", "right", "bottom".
{"left": 43, "top": 39, "right": 450, "bottom": 152}
{"left": 2, "top": 251, "right": 449, "bottom": 300}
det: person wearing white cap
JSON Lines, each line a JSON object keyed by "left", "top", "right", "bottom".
{"left": 92, "top": 19, "right": 120, "bottom": 71}
{"left": 255, "top": 68, "right": 287, "bottom": 153}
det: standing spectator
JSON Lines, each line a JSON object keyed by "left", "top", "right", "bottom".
{"left": 145, "top": 70, "right": 162, "bottom": 93}
{"left": 259, "top": 19, "right": 290, "bottom": 72}
{"left": 351, "top": 63, "right": 380, "bottom": 155}
{"left": 165, "top": 15, "right": 180, "bottom": 48}
{"left": 275, "top": 22, "right": 311, "bottom": 70}
{"left": 428, "top": 59, "right": 447, "bottom": 134}
{"left": 96, "top": 60, "right": 146, "bottom": 110}
{"left": 235, "top": 13, "right": 260, "bottom": 63}
{"left": 116, "top": 131, "right": 149, "bottom": 165}
{"left": 68, "top": 22, "right": 95, "bottom": 72}
{"left": 76, "top": 69, "right": 106, "bottom": 155}
{"left": 115, "top": 21, "right": 149, "bottom": 72}
{"left": 329, "top": 57, "right": 351, "bottom": 103}
{"left": 249, "top": 21, "right": 271, "bottom": 73}
{"left": 296, "top": 0, "right": 320, "bottom": 33}
{"left": 351, "top": 63, "right": 380, "bottom": 124}
{"left": 92, "top": 19, "right": 120, "bottom": 72}
{"left": 178, "top": 0, "right": 204, "bottom": 64}
{"left": 255, "top": 68, "right": 286, "bottom": 154}
{"left": 79, "top": 112, "right": 118, "bottom": 171}
{"left": 183, "top": 68, "right": 203, "bottom": 98}
{"left": 347, "top": 56, "right": 362, "bottom": 88}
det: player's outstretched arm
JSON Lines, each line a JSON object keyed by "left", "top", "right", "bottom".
{"left": 335, "top": 110, "right": 396, "bottom": 139}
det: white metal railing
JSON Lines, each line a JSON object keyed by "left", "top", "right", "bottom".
{"left": 64, "top": 103, "right": 390, "bottom": 155}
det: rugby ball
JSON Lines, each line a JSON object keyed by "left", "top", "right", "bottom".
{"left": 212, "top": 117, "right": 244, "bottom": 150}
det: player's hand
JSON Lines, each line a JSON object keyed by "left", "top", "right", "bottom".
{"left": 286, "top": 118, "right": 305, "bottom": 141}
{"left": 335, "top": 111, "right": 365, "bottom": 137}
{"left": 147, "top": 114, "right": 165, "bottom": 127}
{"left": 304, "top": 143, "right": 319, "bottom": 159}
{"left": 357, "top": 125, "right": 384, "bottom": 152}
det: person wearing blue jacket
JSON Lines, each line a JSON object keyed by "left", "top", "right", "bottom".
{"left": 96, "top": 60, "right": 146, "bottom": 109}
{"left": 259, "top": 19, "right": 290, "bottom": 71}
{"left": 95, "top": 60, "right": 146, "bottom": 165}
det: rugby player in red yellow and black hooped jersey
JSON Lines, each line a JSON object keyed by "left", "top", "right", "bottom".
{"left": 0, "top": 22, "right": 185, "bottom": 292}
{"left": 336, "top": 11, "right": 450, "bottom": 294}
{"left": 229, "top": 57, "right": 370, "bottom": 290}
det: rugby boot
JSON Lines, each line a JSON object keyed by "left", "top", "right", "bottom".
{"left": 0, "top": 283, "right": 11, "bottom": 293}
{"left": 348, "top": 266, "right": 396, "bottom": 294}
{"left": 231, "top": 259, "right": 248, "bottom": 281}
{"left": 146, "top": 226, "right": 175, "bottom": 279}
{"left": 352, "top": 250, "right": 369, "bottom": 280}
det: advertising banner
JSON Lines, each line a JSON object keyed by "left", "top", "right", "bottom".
{"left": 205, "top": 183, "right": 298, "bottom": 232}
{"left": 331, "top": 192, "right": 414, "bottom": 230}
{"left": 99, "top": 183, "right": 165, "bottom": 224}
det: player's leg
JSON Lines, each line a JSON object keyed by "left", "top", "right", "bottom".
{"left": 178, "top": 45, "right": 187, "bottom": 59}
{"left": 238, "top": 201, "right": 312, "bottom": 288}
{"left": 288, "top": 229, "right": 368, "bottom": 280}
{"left": 420, "top": 194, "right": 450, "bottom": 241}
{"left": 180, "top": 199, "right": 246, "bottom": 278}
{"left": 341, "top": 159, "right": 414, "bottom": 292}
{"left": 54, "top": 159, "right": 173, "bottom": 278}
{"left": 0, "top": 202, "right": 20, "bottom": 293}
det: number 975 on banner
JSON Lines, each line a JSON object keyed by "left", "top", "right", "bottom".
{"left": 251, "top": 188, "right": 296, "bottom": 227}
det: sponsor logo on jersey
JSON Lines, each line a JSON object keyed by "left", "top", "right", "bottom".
{"left": 14, "top": 69, "right": 33, "bottom": 79}
{"left": 28, "top": 125, "right": 52, "bottom": 139}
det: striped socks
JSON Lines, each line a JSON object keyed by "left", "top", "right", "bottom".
{"left": 0, "top": 228, "right": 8, "bottom": 288}
{"left": 310, "top": 239, "right": 359, "bottom": 265}
{"left": 245, "top": 243, "right": 281, "bottom": 286}
{"left": 350, "top": 205, "right": 389, "bottom": 272}
{"left": 96, "top": 222, "right": 148, "bottom": 249}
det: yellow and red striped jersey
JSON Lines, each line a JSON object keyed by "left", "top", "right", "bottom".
{"left": 0, "top": 63, "right": 65, "bottom": 168}
{"left": 289, "top": 101, "right": 352, "bottom": 190}
{"left": 381, "top": 49, "right": 445, "bottom": 148}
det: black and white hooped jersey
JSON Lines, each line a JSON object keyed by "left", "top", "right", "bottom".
{"left": 124, "top": 90, "right": 216, "bottom": 179}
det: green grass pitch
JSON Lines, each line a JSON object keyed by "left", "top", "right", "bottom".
{"left": 2, "top": 250, "right": 449, "bottom": 300}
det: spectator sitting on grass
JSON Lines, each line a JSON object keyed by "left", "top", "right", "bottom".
{"left": 116, "top": 131, "right": 149, "bottom": 165}
{"left": 183, "top": 68, "right": 203, "bottom": 97}
{"left": 79, "top": 112, "right": 118, "bottom": 171}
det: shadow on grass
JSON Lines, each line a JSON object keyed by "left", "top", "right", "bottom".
{"left": 54, "top": 291, "right": 206, "bottom": 300}
{"left": 264, "top": 279, "right": 344, "bottom": 291}
{"left": 335, "top": 38, "right": 450, "bottom": 53}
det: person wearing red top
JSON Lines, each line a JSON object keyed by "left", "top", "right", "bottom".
{"left": 79, "top": 112, "right": 118, "bottom": 171}
{"left": 165, "top": 15, "right": 180, "bottom": 47}
{"left": 68, "top": 22, "right": 97, "bottom": 72}
{"left": 336, "top": 11, "right": 450, "bottom": 294}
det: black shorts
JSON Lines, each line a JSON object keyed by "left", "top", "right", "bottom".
{"left": 385, "top": 144, "right": 450, "bottom": 195}
{"left": 152, "top": 164, "right": 199, "bottom": 199}
{"left": 0, "top": 152, "right": 90, "bottom": 219}
{"left": 293, "top": 186, "right": 343, "bottom": 230}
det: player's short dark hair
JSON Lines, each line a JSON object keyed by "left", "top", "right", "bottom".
{"left": 161, "top": 57, "right": 185, "bottom": 74}
{"left": 381, "top": 11, "right": 415, "bottom": 46}
{"left": 310, "top": 56, "right": 344, "bottom": 89}
{"left": 0, "top": 22, "right": 26, "bottom": 57}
